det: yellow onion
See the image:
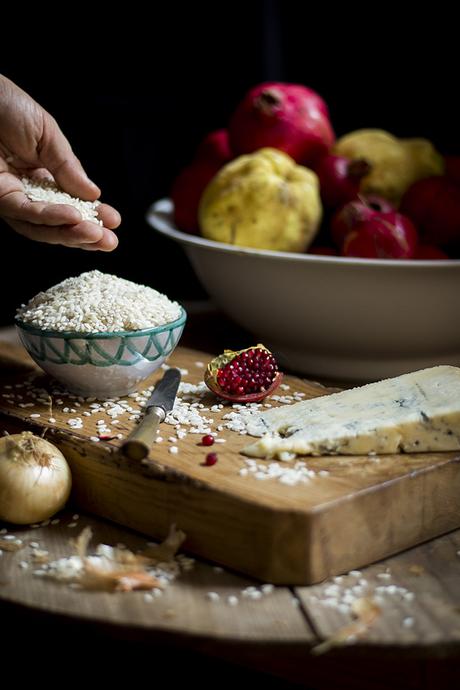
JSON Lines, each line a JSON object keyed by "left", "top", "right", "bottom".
{"left": 0, "top": 432, "right": 72, "bottom": 524}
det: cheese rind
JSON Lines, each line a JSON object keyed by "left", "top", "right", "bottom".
{"left": 242, "top": 366, "right": 460, "bottom": 459}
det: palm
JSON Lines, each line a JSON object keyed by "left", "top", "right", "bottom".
{"left": 0, "top": 74, "right": 121, "bottom": 251}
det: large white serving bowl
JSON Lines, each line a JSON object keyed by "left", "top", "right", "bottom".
{"left": 147, "top": 199, "right": 460, "bottom": 382}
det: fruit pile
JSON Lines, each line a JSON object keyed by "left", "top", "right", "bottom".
{"left": 171, "top": 82, "right": 459, "bottom": 259}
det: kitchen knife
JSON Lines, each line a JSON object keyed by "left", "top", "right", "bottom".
{"left": 121, "top": 367, "right": 181, "bottom": 461}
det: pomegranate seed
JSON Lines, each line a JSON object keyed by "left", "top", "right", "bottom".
{"left": 202, "top": 452, "right": 218, "bottom": 466}
{"left": 201, "top": 434, "right": 215, "bottom": 446}
{"left": 216, "top": 347, "right": 278, "bottom": 396}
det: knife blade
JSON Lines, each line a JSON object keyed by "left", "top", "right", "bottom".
{"left": 121, "top": 367, "right": 181, "bottom": 460}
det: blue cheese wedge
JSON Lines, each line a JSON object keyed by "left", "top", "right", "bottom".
{"left": 242, "top": 366, "right": 460, "bottom": 459}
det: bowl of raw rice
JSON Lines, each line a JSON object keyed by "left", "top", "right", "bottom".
{"left": 15, "top": 270, "right": 186, "bottom": 398}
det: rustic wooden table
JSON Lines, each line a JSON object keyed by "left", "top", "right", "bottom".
{"left": 1, "top": 308, "right": 459, "bottom": 689}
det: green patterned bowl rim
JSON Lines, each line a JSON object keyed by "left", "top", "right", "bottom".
{"left": 15, "top": 306, "right": 187, "bottom": 339}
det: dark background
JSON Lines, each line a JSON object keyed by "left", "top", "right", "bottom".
{"left": 1, "top": 8, "right": 460, "bottom": 684}
{"left": 1, "top": 3, "right": 457, "bottom": 324}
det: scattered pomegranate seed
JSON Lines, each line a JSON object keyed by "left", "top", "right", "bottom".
{"left": 201, "top": 452, "right": 218, "bottom": 466}
{"left": 201, "top": 434, "right": 215, "bottom": 446}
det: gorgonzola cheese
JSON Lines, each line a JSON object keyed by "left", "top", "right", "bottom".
{"left": 242, "top": 366, "right": 460, "bottom": 459}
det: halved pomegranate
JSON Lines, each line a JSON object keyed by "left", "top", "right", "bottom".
{"left": 204, "top": 344, "right": 283, "bottom": 403}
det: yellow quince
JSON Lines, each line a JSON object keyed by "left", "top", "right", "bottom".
{"left": 199, "top": 148, "right": 322, "bottom": 252}
{"left": 334, "top": 129, "right": 444, "bottom": 204}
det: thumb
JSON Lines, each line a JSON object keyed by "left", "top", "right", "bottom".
{"left": 38, "top": 112, "right": 101, "bottom": 201}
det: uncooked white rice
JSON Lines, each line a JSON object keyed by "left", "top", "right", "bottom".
{"left": 21, "top": 177, "right": 102, "bottom": 225}
{"left": 16, "top": 270, "right": 182, "bottom": 332}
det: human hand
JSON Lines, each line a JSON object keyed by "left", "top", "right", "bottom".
{"left": 0, "top": 74, "right": 121, "bottom": 251}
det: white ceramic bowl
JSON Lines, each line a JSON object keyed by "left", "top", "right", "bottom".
{"left": 16, "top": 307, "right": 187, "bottom": 398}
{"left": 147, "top": 199, "right": 460, "bottom": 382}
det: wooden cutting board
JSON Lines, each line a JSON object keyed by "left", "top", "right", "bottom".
{"left": 1, "top": 341, "right": 459, "bottom": 585}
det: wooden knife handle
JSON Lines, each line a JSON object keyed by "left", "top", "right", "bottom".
{"left": 121, "top": 407, "right": 164, "bottom": 461}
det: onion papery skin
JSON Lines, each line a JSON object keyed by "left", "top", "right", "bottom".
{"left": 0, "top": 432, "right": 72, "bottom": 525}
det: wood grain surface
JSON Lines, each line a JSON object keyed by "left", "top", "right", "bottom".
{"left": 1, "top": 506, "right": 460, "bottom": 690}
{"left": 1, "top": 328, "right": 460, "bottom": 689}
{"left": 1, "top": 509, "right": 460, "bottom": 648}
{"left": 0, "top": 511, "right": 310, "bottom": 641}
{"left": 1, "top": 341, "right": 460, "bottom": 585}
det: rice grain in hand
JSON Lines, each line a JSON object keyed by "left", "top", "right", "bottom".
{"left": 21, "top": 177, "right": 102, "bottom": 225}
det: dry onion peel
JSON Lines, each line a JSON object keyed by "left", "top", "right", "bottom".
{"left": 31, "top": 549, "right": 50, "bottom": 564}
{"left": 48, "top": 524, "right": 187, "bottom": 592}
{"left": 0, "top": 432, "right": 72, "bottom": 524}
{"left": 0, "top": 538, "right": 24, "bottom": 552}
{"left": 78, "top": 561, "right": 163, "bottom": 592}
{"left": 408, "top": 564, "right": 425, "bottom": 576}
{"left": 141, "top": 524, "right": 186, "bottom": 562}
{"left": 311, "top": 597, "right": 381, "bottom": 655}
{"left": 72, "top": 524, "right": 93, "bottom": 559}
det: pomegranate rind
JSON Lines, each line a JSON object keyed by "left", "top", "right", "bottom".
{"left": 205, "top": 344, "right": 281, "bottom": 402}
{"left": 205, "top": 343, "right": 271, "bottom": 383}
{"left": 205, "top": 370, "right": 283, "bottom": 403}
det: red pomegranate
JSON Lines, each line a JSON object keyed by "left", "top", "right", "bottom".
{"left": 315, "top": 154, "right": 371, "bottom": 208}
{"left": 414, "top": 245, "right": 449, "bottom": 260}
{"left": 229, "top": 82, "right": 335, "bottom": 166}
{"left": 342, "top": 212, "right": 418, "bottom": 259}
{"left": 330, "top": 195, "right": 395, "bottom": 249}
{"left": 204, "top": 344, "right": 282, "bottom": 403}
{"left": 444, "top": 156, "right": 460, "bottom": 186}
{"left": 171, "top": 129, "right": 233, "bottom": 233}
{"left": 195, "top": 129, "right": 232, "bottom": 164}
{"left": 171, "top": 160, "right": 221, "bottom": 234}
{"left": 401, "top": 176, "right": 460, "bottom": 249}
